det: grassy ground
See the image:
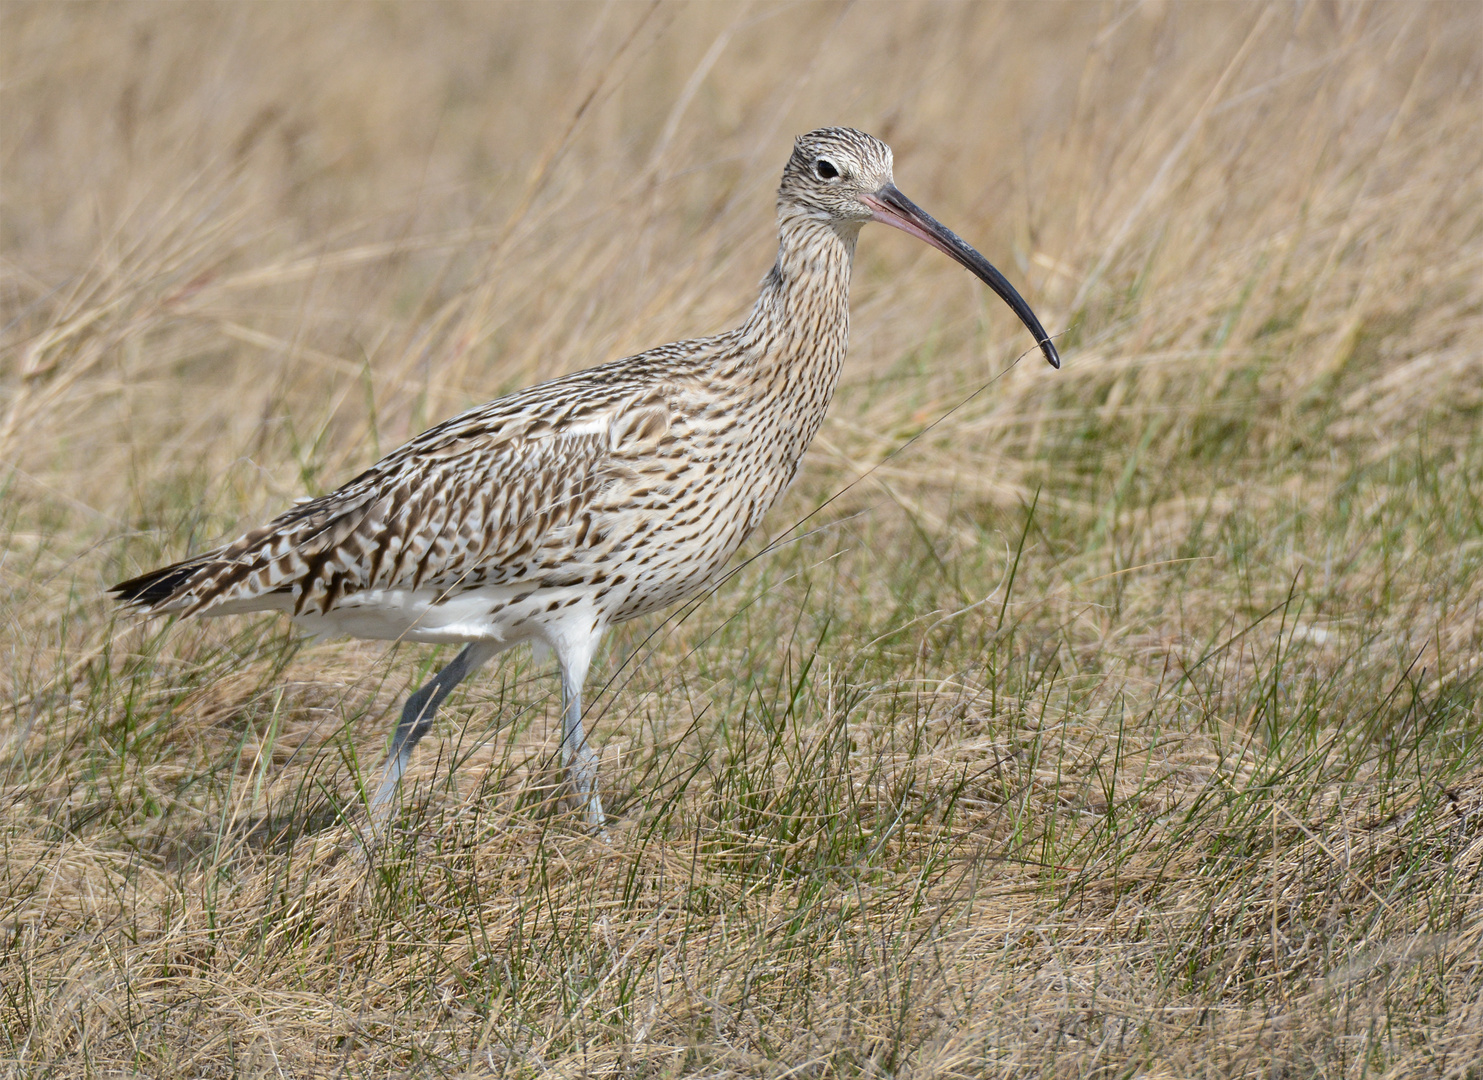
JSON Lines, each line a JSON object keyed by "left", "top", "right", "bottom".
{"left": 3, "top": 2, "right": 1482, "bottom": 1076}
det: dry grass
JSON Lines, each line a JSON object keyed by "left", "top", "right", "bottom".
{"left": 3, "top": 1, "right": 1483, "bottom": 1076}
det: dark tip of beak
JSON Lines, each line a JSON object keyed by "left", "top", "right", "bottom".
{"left": 866, "top": 184, "right": 1061, "bottom": 369}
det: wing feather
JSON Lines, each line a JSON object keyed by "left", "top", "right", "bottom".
{"left": 113, "top": 344, "right": 698, "bottom": 619}
{"left": 115, "top": 411, "right": 618, "bottom": 617}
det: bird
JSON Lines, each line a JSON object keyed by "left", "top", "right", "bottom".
{"left": 111, "top": 128, "right": 1059, "bottom": 832}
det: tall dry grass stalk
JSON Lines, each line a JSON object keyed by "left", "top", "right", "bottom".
{"left": 2, "top": 2, "right": 1481, "bottom": 1075}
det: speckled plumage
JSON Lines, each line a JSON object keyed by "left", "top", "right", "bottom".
{"left": 113, "top": 129, "right": 1058, "bottom": 830}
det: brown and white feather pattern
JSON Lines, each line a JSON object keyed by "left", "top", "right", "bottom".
{"left": 113, "top": 128, "right": 889, "bottom": 651}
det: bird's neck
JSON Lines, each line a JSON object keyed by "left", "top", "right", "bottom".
{"left": 733, "top": 213, "right": 861, "bottom": 383}
{"left": 689, "top": 213, "right": 861, "bottom": 524}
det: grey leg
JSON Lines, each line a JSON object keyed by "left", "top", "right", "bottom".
{"left": 560, "top": 664, "right": 606, "bottom": 830}
{"left": 371, "top": 641, "right": 499, "bottom": 814}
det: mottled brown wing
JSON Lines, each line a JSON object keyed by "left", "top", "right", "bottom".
{"left": 113, "top": 419, "right": 616, "bottom": 618}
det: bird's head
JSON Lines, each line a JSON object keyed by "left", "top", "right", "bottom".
{"left": 780, "top": 128, "right": 896, "bottom": 224}
{"left": 779, "top": 126, "right": 1060, "bottom": 369}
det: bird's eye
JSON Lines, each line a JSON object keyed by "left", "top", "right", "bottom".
{"left": 814, "top": 158, "right": 839, "bottom": 180}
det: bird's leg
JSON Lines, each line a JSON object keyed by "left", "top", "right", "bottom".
{"left": 559, "top": 664, "right": 606, "bottom": 830}
{"left": 371, "top": 641, "right": 499, "bottom": 817}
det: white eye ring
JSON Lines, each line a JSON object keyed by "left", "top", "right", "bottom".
{"left": 814, "top": 158, "right": 840, "bottom": 180}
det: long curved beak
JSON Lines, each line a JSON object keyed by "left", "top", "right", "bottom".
{"left": 861, "top": 184, "right": 1060, "bottom": 369}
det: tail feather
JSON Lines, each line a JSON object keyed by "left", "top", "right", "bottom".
{"left": 111, "top": 557, "right": 213, "bottom": 613}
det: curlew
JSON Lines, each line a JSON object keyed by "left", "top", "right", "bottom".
{"left": 112, "top": 128, "right": 1059, "bottom": 831}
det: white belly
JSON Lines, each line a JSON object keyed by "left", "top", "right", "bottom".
{"left": 210, "top": 583, "right": 603, "bottom": 650}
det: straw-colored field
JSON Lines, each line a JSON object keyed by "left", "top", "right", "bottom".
{"left": 3, "top": 2, "right": 1482, "bottom": 1075}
